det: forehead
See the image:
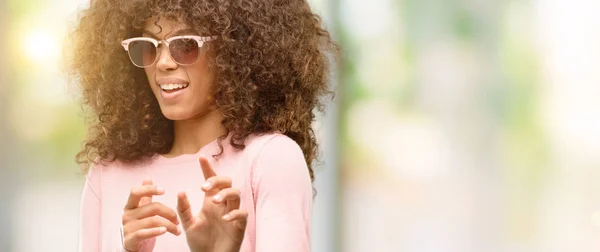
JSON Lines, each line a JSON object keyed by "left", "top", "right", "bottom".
{"left": 143, "top": 17, "right": 192, "bottom": 37}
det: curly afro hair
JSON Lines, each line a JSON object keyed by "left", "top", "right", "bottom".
{"left": 68, "top": 0, "right": 337, "bottom": 182}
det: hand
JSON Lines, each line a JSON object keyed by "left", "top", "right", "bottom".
{"left": 177, "top": 156, "right": 248, "bottom": 252}
{"left": 121, "top": 178, "right": 182, "bottom": 252}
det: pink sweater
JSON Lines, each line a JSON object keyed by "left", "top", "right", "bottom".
{"left": 78, "top": 133, "right": 313, "bottom": 252}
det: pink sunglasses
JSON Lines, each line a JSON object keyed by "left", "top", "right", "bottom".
{"left": 121, "top": 35, "right": 217, "bottom": 68}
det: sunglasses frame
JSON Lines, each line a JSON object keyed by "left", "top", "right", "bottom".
{"left": 121, "top": 35, "right": 217, "bottom": 68}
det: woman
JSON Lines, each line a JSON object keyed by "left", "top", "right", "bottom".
{"left": 69, "top": 0, "right": 336, "bottom": 251}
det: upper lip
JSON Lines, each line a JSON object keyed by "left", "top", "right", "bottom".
{"left": 156, "top": 77, "right": 189, "bottom": 85}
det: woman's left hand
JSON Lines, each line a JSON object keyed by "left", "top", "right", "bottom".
{"left": 177, "top": 156, "right": 248, "bottom": 252}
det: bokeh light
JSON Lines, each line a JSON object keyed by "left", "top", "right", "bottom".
{"left": 21, "top": 28, "right": 60, "bottom": 64}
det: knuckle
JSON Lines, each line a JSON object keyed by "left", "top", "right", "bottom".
{"left": 149, "top": 202, "right": 161, "bottom": 208}
{"left": 165, "top": 210, "right": 177, "bottom": 220}
{"left": 146, "top": 202, "right": 161, "bottom": 213}
{"left": 158, "top": 205, "right": 173, "bottom": 217}
{"left": 122, "top": 213, "right": 131, "bottom": 224}
{"left": 123, "top": 225, "right": 134, "bottom": 237}
{"left": 129, "top": 231, "right": 141, "bottom": 241}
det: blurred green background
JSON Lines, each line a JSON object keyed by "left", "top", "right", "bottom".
{"left": 3, "top": 0, "right": 600, "bottom": 251}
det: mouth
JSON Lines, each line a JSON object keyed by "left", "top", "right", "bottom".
{"left": 155, "top": 77, "right": 189, "bottom": 101}
{"left": 159, "top": 83, "right": 189, "bottom": 93}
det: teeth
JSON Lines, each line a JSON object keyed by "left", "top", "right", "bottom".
{"left": 160, "top": 83, "right": 188, "bottom": 91}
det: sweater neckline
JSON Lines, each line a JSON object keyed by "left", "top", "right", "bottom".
{"left": 152, "top": 136, "right": 225, "bottom": 164}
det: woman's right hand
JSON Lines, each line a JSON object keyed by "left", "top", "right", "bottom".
{"left": 121, "top": 179, "right": 182, "bottom": 252}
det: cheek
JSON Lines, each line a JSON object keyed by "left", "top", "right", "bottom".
{"left": 144, "top": 68, "right": 156, "bottom": 87}
{"left": 189, "top": 62, "right": 214, "bottom": 91}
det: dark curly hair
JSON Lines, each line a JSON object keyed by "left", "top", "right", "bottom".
{"left": 68, "top": 0, "right": 336, "bottom": 182}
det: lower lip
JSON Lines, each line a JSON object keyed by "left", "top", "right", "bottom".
{"left": 159, "top": 86, "right": 188, "bottom": 101}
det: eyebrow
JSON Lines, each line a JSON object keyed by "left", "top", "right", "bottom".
{"left": 142, "top": 28, "right": 197, "bottom": 38}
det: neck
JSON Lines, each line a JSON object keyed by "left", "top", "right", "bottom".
{"left": 166, "top": 109, "right": 226, "bottom": 157}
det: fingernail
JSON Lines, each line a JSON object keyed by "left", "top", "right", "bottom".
{"left": 156, "top": 186, "right": 165, "bottom": 193}
{"left": 159, "top": 227, "right": 167, "bottom": 233}
{"left": 176, "top": 226, "right": 182, "bottom": 235}
{"left": 222, "top": 214, "right": 232, "bottom": 221}
{"left": 203, "top": 181, "right": 212, "bottom": 189}
{"left": 213, "top": 194, "right": 223, "bottom": 202}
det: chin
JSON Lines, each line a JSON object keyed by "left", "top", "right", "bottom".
{"left": 159, "top": 106, "right": 193, "bottom": 121}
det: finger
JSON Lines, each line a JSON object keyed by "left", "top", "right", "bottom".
{"left": 128, "top": 216, "right": 181, "bottom": 236}
{"left": 176, "top": 192, "right": 194, "bottom": 230}
{"left": 199, "top": 156, "right": 217, "bottom": 181}
{"left": 125, "top": 226, "right": 167, "bottom": 249}
{"left": 222, "top": 209, "right": 248, "bottom": 229}
{"left": 124, "top": 185, "right": 165, "bottom": 210}
{"left": 202, "top": 176, "right": 232, "bottom": 192}
{"left": 212, "top": 188, "right": 241, "bottom": 213}
{"left": 130, "top": 202, "right": 180, "bottom": 225}
{"left": 139, "top": 178, "right": 154, "bottom": 207}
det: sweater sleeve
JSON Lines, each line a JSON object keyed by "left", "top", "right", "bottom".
{"left": 252, "top": 135, "right": 313, "bottom": 252}
{"left": 79, "top": 165, "right": 102, "bottom": 252}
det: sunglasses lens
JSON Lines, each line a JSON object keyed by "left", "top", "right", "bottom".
{"left": 128, "top": 40, "right": 156, "bottom": 67}
{"left": 169, "top": 38, "right": 199, "bottom": 65}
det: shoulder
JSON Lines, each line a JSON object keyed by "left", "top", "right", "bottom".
{"left": 85, "top": 158, "right": 145, "bottom": 182}
{"left": 243, "top": 132, "right": 303, "bottom": 156}
{"left": 243, "top": 133, "right": 312, "bottom": 200}
{"left": 84, "top": 158, "right": 154, "bottom": 196}
{"left": 87, "top": 158, "right": 127, "bottom": 174}
{"left": 244, "top": 132, "right": 308, "bottom": 178}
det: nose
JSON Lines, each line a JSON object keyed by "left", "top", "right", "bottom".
{"left": 155, "top": 44, "right": 178, "bottom": 71}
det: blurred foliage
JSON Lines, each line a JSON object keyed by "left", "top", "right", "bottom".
{"left": 337, "top": 0, "right": 549, "bottom": 244}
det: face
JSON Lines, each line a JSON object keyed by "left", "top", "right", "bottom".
{"left": 141, "top": 17, "right": 217, "bottom": 121}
